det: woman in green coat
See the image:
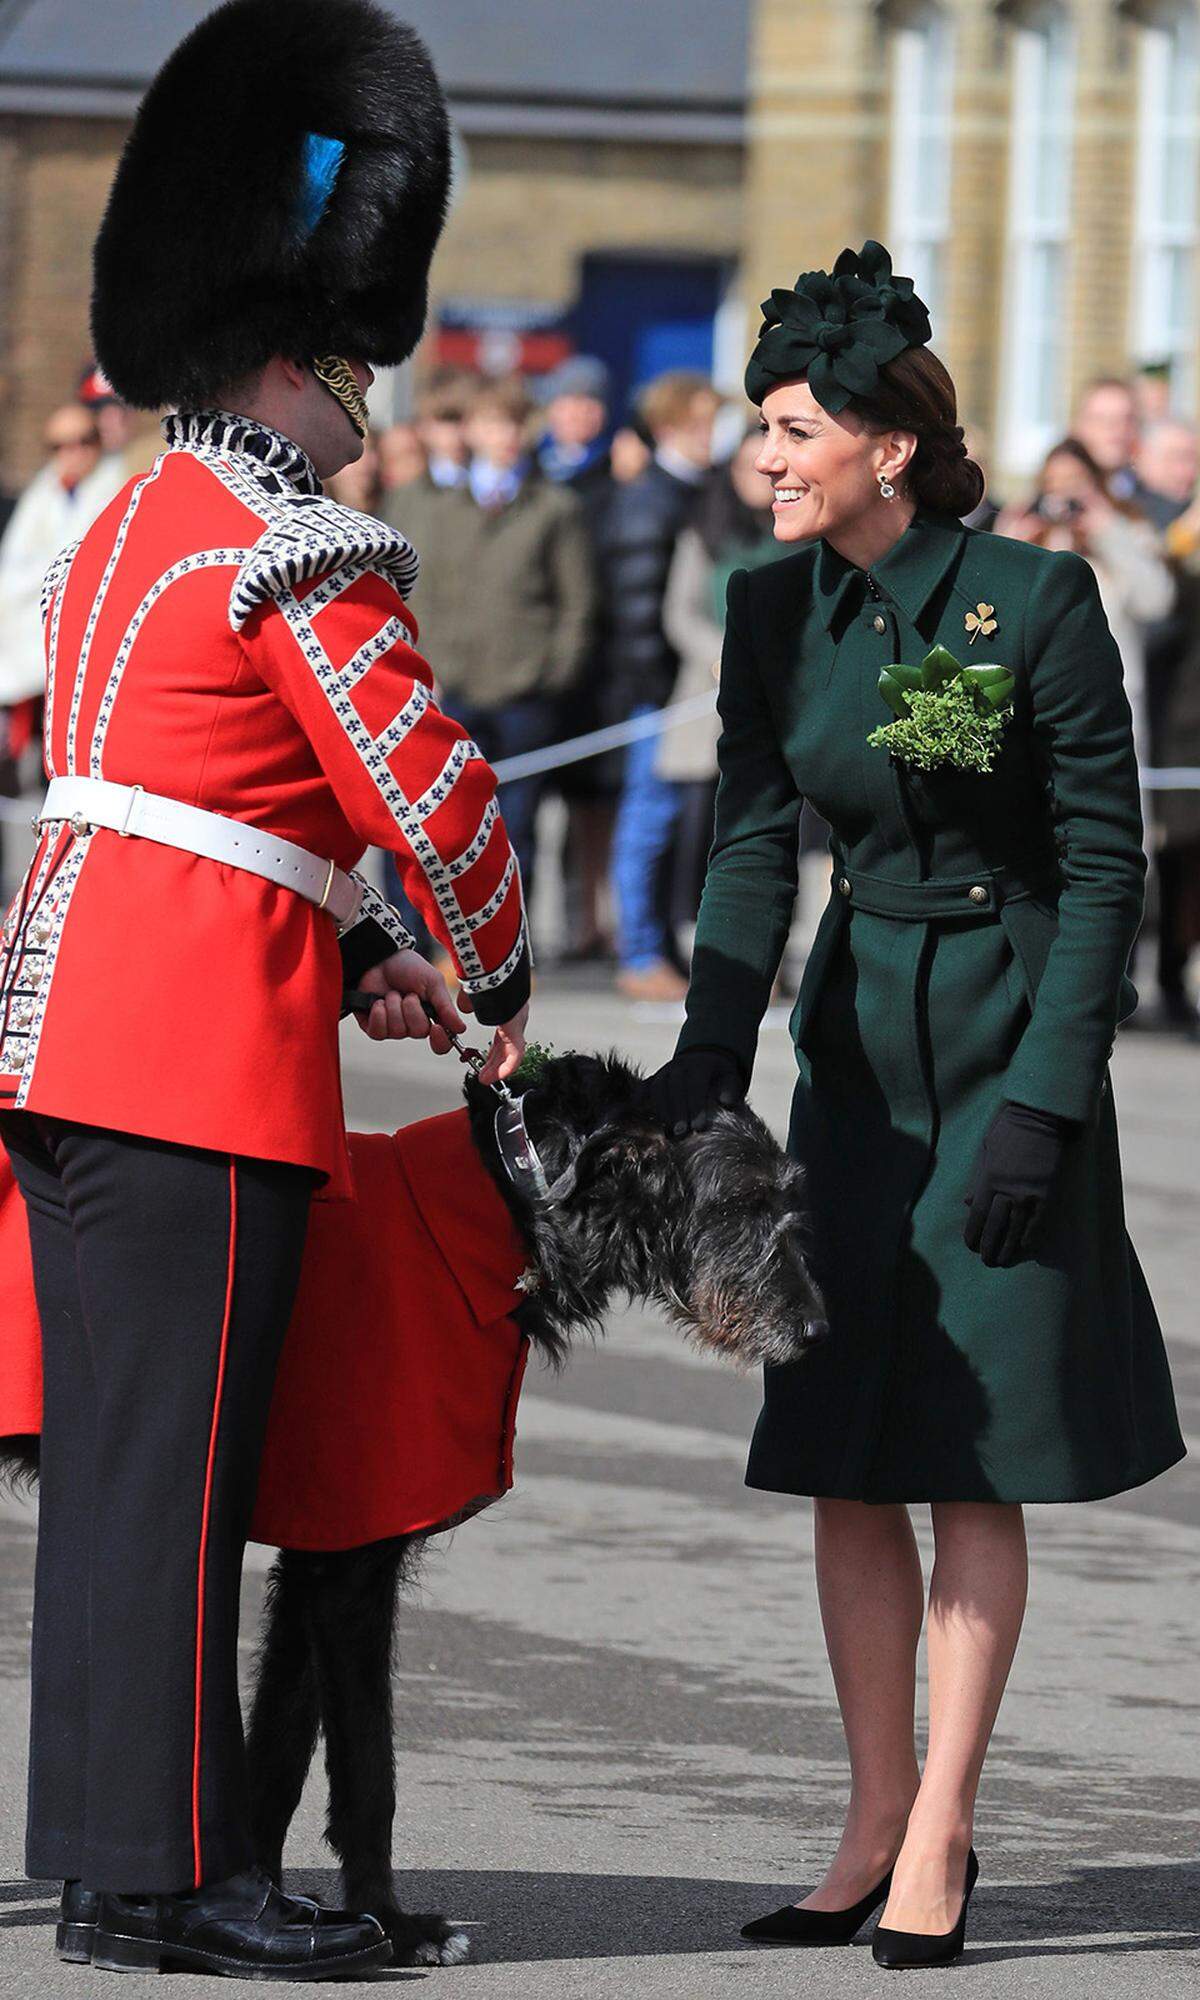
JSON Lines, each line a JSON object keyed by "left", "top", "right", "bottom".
{"left": 648, "top": 243, "right": 1184, "bottom": 1968}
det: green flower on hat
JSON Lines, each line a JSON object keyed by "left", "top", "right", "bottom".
{"left": 745, "top": 239, "right": 933, "bottom": 414}
{"left": 834, "top": 241, "right": 932, "bottom": 347}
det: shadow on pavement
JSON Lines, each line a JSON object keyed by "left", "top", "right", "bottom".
{"left": 286, "top": 1860, "right": 1200, "bottom": 1966}
{"left": 0, "top": 1883, "right": 55, "bottom": 1929}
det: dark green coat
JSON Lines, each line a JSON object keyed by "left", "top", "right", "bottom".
{"left": 678, "top": 506, "right": 1184, "bottom": 1504}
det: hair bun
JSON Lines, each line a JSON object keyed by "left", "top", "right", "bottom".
{"left": 928, "top": 424, "right": 964, "bottom": 462}
{"left": 912, "top": 419, "right": 982, "bottom": 515}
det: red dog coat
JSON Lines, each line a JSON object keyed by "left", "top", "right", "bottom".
{"left": 0, "top": 1110, "right": 530, "bottom": 1551}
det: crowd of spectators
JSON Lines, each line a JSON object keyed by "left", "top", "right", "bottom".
{"left": 1, "top": 356, "right": 1199, "bottom": 1030}
{"left": 986, "top": 375, "right": 1200, "bottom": 1033}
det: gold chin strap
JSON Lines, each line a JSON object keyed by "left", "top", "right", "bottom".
{"left": 311, "top": 355, "right": 370, "bottom": 438}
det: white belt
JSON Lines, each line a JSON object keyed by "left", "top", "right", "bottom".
{"left": 39, "top": 777, "right": 362, "bottom": 931}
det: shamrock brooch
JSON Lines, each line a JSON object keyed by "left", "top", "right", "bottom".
{"left": 867, "top": 646, "right": 1015, "bottom": 774}
{"left": 964, "top": 602, "right": 998, "bottom": 644}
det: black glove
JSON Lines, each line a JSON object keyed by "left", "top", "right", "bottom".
{"left": 643, "top": 1046, "right": 747, "bottom": 1137}
{"left": 963, "top": 1100, "right": 1079, "bottom": 1268}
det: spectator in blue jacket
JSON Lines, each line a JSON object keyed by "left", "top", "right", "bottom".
{"left": 599, "top": 370, "right": 719, "bottom": 1000}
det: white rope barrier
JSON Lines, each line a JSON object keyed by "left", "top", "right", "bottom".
{"left": 1140, "top": 769, "right": 1200, "bottom": 789}
{"left": 489, "top": 691, "right": 718, "bottom": 782}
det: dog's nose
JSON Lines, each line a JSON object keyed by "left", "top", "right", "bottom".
{"left": 803, "top": 1318, "right": 831, "bottom": 1347}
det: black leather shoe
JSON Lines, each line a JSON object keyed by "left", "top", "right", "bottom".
{"left": 741, "top": 1869, "right": 892, "bottom": 1946}
{"left": 91, "top": 1866, "right": 391, "bottom": 1980}
{"left": 872, "top": 1848, "right": 979, "bottom": 1969}
{"left": 57, "top": 1879, "right": 102, "bottom": 1963}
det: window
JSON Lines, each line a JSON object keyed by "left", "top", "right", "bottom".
{"left": 887, "top": 4, "right": 955, "bottom": 328}
{"left": 1132, "top": 4, "right": 1200, "bottom": 413}
{"left": 998, "top": 4, "right": 1075, "bottom": 471}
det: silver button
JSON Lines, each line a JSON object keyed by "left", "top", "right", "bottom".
{"left": 872, "top": 614, "right": 886, "bottom": 633}
{"left": 838, "top": 876, "right": 852, "bottom": 898}
{"left": 968, "top": 884, "right": 988, "bottom": 905}
{"left": 69, "top": 814, "right": 90, "bottom": 839}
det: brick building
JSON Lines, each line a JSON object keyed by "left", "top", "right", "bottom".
{"left": 1, "top": 0, "right": 1198, "bottom": 497}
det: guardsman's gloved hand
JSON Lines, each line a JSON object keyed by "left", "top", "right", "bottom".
{"left": 963, "top": 1100, "right": 1079, "bottom": 1268}
{"left": 643, "top": 1047, "right": 747, "bottom": 1138}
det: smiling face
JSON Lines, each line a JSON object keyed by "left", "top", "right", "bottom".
{"left": 754, "top": 378, "right": 916, "bottom": 544}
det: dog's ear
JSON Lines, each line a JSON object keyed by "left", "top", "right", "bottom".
{"left": 562, "top": 1123, "right": 675, "bottom": 1203}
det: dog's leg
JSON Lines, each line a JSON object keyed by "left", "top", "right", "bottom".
{"left": 245, "top": 1550, "right": 322, "bottom": 1883}
{"left": 308, "top": 1537, "right": 469, "bottom": 1968}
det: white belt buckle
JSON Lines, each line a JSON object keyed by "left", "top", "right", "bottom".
{"left": 118, "top": 784, "right": 144, "bottom": 838}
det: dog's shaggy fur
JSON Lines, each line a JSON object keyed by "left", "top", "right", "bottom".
{"left": 1, "top": 1053, "right": 824, "bottom": 1967}
{"left": 246, "top": 1054, "right": 824, "bottom": 1964}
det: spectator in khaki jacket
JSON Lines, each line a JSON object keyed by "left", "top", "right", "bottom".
{"left": 383, "top": 375, "right": 596, "bottom": 906}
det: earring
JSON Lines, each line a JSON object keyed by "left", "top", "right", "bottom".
{"left": 878, "top": 471, "right": 896, "bottom": 501}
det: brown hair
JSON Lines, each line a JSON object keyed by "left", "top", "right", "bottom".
{"left": 414, "top": 368, "right": 478, "bottom": 424}
{"left": 638, "top": 369, "right": 718, "bottom": 440}
{"left": 468, "top": 374, "right": 535, "bottom": 426}
{"left": 848, "top": 346, "right": 985, "bottom": 518}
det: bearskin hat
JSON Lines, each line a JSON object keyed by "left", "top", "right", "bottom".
{"left": 91, "top": 0, "right": 450, "bottom": 410}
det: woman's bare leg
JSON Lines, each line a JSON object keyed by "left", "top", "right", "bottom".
{"left": 800, "top": 1498, "right": 924, "bottom": 1909}
{"left": 881, "top": 1501, "right": 1027, "bottom": 1933}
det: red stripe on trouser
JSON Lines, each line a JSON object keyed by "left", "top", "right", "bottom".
{"left": 191, "top": 1158, "right": 238, "bottom": 1885}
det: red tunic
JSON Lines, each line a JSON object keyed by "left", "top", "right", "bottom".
{"left": 0, "top": 1109, "right": 531, "bottom": 1551}
{"left": 0, "top": 413, "right": 529, "bottom": 1195}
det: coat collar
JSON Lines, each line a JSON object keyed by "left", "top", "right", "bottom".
{"left": 162, "top": 409, "right": 323, "bottom": 496}
{"left": 813, "top": 506, "right": 967, "bottom": 632}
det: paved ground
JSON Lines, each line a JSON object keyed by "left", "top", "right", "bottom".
{"left": 0, "top": 968, "right": 1197, "bottom": 1996}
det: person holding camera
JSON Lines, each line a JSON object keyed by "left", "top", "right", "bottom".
{"left": 993, "top": 439, "right": 1174, "bottom": 778}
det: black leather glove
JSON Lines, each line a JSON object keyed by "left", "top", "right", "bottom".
{"left": 963, "top": 1100, "right": 1079, "bottom": 1268}
{"left": 643, "top": 1046, "right": 747, "bottom": 1137}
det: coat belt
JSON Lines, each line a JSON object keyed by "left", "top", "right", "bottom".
{"left": 38, "top": 776, "right": 362, "bottom": 931}
{"left": 829, "top": 857, "right": 1058, "bottom": 921}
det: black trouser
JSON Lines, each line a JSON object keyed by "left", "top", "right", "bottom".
{"left": 0, "top": 1115, "right": 313, "bottom": 1894}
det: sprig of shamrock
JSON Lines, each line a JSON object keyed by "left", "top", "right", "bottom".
{"left": 868, "top": 646, "right": 1015, "bottom": 774}
{"left": 512, "top": 1040, "right": 557, "bottom": 1086}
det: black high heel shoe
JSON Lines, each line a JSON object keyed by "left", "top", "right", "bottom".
{"left": 741, "top": 1869, "right": 893, "bottom": 1946}
{"left": 871, "top": 1847, "right": 979, "bottom": 1969}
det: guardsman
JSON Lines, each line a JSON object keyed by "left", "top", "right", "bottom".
{"left": 0, "top": 0, "right": 528, "bottom": 1976}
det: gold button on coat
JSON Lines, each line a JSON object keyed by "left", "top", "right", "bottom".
{"left": 872, "top": 614, "right": 886, "bottom": 633}
{"left": 968, "top": 884, "right": 988, "bottom": 904}
{"left": 838, "top": 876, "right": 852, "bottom": 897}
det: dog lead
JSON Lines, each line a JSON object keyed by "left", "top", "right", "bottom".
{"left": 345, "top": 991, "right": 570, "bottom": 1206}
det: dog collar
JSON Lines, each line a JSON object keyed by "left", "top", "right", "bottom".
{"left": 412, "top": 1003, "right": 575, "bottom": 1208}
{"left": 493, "top": 1090, "right": 578, "bottom": 1208}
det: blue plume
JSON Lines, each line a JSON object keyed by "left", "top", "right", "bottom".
{"left": 295, "top": 132, "right": 346, "bottom": 238}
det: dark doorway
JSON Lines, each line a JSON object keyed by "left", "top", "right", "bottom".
{"left": 574, "top": 253, "right": 731, "bottom": 423}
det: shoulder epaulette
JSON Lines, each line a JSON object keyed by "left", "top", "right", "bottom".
{"left": 228, "top": 495, "right": 419, "bottom": 632}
